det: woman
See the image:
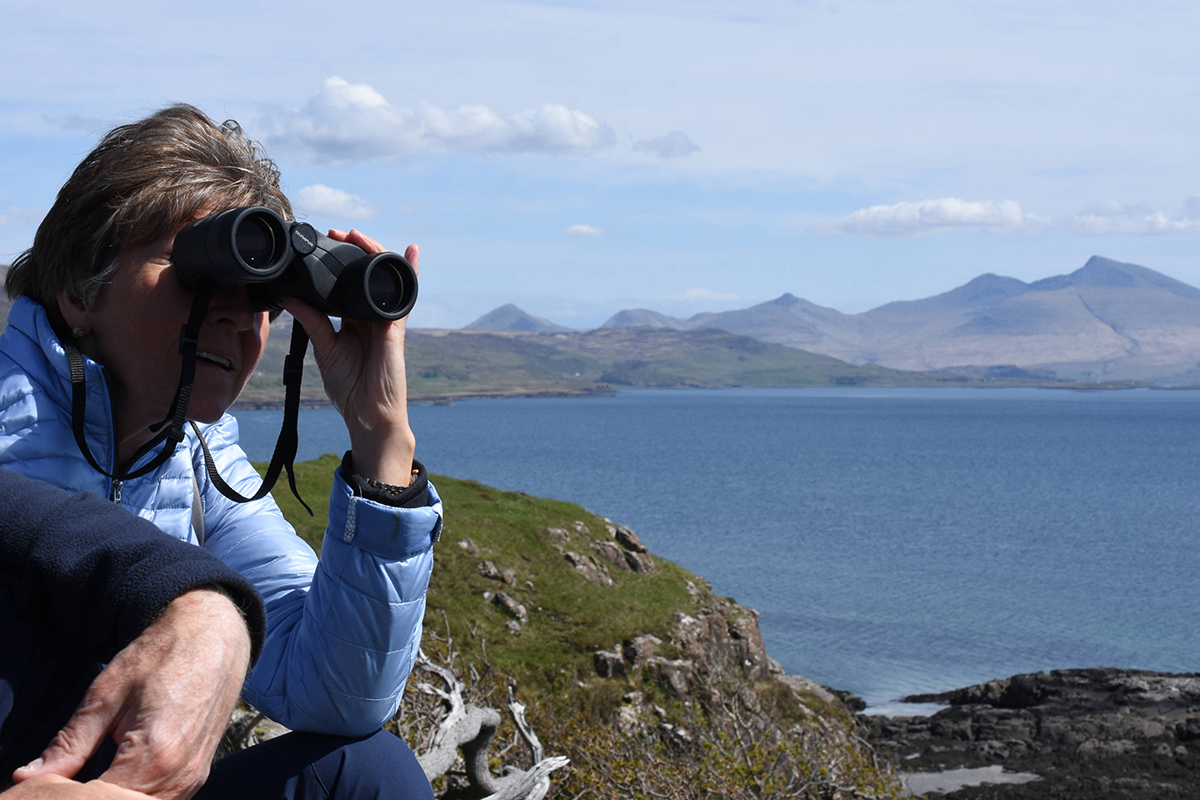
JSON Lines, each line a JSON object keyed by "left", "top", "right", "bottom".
{"left": 0, "top": 105, "right": 439, "bottom": 798}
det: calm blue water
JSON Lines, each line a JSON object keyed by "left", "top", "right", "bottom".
{"left": 232, "top": 388, "right": 1200, "bottom": 708}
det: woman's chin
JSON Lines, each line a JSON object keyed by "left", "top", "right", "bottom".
{"left": 188, "top": 373, "right": 247, "bottom": 424}
{"left": 186, "top": 401, "right": 231, "bottom": 425}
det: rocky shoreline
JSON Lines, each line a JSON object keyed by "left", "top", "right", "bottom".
{"left": 859, "top": 668, "right": 1200, "bottom": 798}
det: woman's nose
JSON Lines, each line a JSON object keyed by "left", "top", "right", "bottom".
{"left": 207, "top": 284, "right": 259, "bottom": 330}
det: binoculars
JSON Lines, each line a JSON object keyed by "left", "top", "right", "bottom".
{"left": 172, "top": 207, "right": 418, "bottom": 321}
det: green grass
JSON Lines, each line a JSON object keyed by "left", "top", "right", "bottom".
{"left": 256, "top": 455, "right": 705, "bottom": 699}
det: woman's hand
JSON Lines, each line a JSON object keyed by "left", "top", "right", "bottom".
{"left": 11, "top": 589, "right": 251, "bottom": 800}
{"left": 281, "top": 230, "right": 419, "bottom": 486}
{"left": 1, "top": 775, "right": 154, "bottom": 799}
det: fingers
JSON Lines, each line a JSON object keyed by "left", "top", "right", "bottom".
{"left": 4, "top": 774, "right": 160, "bottom": 799}
{"left": 280, "top": 297, "right": 331, "bottom": 339}
{"left": 327, "top": 228, "right": 384, "bottom": 255}
{"left": 13, "top": 683, "right": 118, "bottom": 783}
{"left": 405, "top": 243, "right": 420, "bottom": 276}
{"left": 326, "top": 228, "right": 419, "bottom": 277}
{"left": 280, "top": 297, "right": 337, "bottom": 356}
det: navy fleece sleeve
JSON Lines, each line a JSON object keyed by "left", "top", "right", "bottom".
{"left": 0, "top": 467, "right": 266, "bottom": 664}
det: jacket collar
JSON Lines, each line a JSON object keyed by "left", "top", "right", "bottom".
{"left": 7, "top": 296, "right": 117, "bottom": 457}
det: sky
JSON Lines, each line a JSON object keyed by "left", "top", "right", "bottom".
{"left": 2, "top": 0, "right": 1199, "bottom": 328}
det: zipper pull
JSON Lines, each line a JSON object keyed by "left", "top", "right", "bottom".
{"left": 111, "top": 478, "right": 123, "bottom": 506}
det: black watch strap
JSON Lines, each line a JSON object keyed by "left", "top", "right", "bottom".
{"left": 341, "top": 452, "right": 430, "bottom": 508}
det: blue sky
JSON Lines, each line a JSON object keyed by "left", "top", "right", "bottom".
{"left": 2, "top": 0, "right": 1199, "bottom": 328}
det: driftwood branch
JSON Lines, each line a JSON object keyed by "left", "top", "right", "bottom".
{"left": 478, "top": 687, "right": 571, "bottom": 800}
{"left": 412, "top": 649, "right": 569, "bottom": 799}
{"left": 507, "top": 686, "right": 544, "bottom": 762}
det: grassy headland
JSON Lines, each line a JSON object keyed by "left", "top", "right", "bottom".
{"left": 263, "top": 455, "right": 902, "bottom": 798}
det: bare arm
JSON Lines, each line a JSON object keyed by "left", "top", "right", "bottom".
{"left": 12, "top": 589, "right": 251, "bottom": 800}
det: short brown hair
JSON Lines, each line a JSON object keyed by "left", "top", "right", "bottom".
{"left": 6, "top": 104, "right": 292, "bottom": 310}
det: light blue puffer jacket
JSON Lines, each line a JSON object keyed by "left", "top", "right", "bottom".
{"left": 0, "top": 297, "right": 442, "bottom": 735}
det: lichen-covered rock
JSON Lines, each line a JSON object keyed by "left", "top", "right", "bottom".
{"left": 645, "top": 656, "right": 696, "bottom": 699}
{"left": 613, "top": 525, "right": 648, "bottom": 553}
{"left": 564, "top": 551, "right": 613, "bottom": 587}
{"left": 623, "top": 634, "right": 662, "bottom": 669}
{"left": 622, "top": 550, "right": 656, "bottom": 575}
{"left": 729, "top": 613, "right": 769, "bottom": 679}
{"left": 669, "top": 610, "right": 771, "bottom": 682}
{"left": 591, "top": 540, "right": 630, "bottom": 570}
{"left": 491, "top": 591, "right": 528, "bottom": 623}
{"left": 544, "top": 527, "right": 570, "bottom": 546}
{"left": 594, "top": 649, "right": 626, "bottom": 679}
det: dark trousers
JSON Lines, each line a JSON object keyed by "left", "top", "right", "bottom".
{"left": 199, "top": 729, "right": 433, "bottom": 800}
{"left": 0, "top": 599, "right": 434, "bottom": 800}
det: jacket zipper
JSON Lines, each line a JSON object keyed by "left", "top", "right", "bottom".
{"left": 111, "top": 478, "right": 123, "bottom": 505}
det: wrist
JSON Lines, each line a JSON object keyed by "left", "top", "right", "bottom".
{"left": 348, "top": 435, "right": 416, "bottom": 485}
{"left": 166, "top": 588, "right": 252, "bottom": 668}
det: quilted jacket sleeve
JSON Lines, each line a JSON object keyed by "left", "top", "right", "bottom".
{"left": 194, "top": 417, "right": 441, "bottom": 735}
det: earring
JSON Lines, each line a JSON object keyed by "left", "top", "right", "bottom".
{"left": 72, "top": 327, "right": 86, "bottom": 339}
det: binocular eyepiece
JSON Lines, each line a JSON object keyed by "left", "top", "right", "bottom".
{"left": 172, "top": 207, "right": 418, "bottom": 321}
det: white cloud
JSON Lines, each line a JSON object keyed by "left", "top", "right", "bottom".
{"left": 819, "top": 198, "right": 1032, "bottom": 236}
{"left": 0, "top": 207, "right": 44, "bottom": 227}
{"left": 565, "top": 224, "right": 604, "bottom": 237}
{"left": 295, "top": 184, "right": 378, "bottom": 220}
{"left": 259, "top": 77, "right": 616, "bottom": 166}
{"left": 632, "top": 131, "right": 700, "bottom": 158}
{"left": 1061, "top": 201, "right": 1200, "bottom": 235}
{"left": 820, "top": 197, "right": 1200, "bottom": 237}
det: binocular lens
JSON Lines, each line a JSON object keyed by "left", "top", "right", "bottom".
{"left": 368, "top": 262, "right": 405, "bottom": 312}
{"left": 236, "top": 217, "right": 278, "bottom": 268}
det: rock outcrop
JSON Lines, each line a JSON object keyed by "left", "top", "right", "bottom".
{"left": 866, "top": 668, "right": 1200, "bottom": 798}
{"left": 586, "top": 583, "right": 892, "bottom": 795}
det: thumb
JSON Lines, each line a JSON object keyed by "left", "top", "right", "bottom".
{"left": 12, "top": 686, "right": 117, "bottom": 783}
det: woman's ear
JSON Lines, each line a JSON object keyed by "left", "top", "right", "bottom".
{"left": 56, "top": 289, "right": 91, "bottom": 336}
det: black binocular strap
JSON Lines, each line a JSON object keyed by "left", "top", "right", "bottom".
{"left": 67, "top": 283, "right": 214, "bottom": 484}
{"left": 191, "top": 320, "right": 313, "bottom": 515}
{"left": 67, "top": 342, "right": 177, "bottom": 482}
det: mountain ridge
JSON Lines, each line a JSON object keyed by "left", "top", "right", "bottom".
{"left": 592, "top": 256, "right": 1200, "bottom": 383}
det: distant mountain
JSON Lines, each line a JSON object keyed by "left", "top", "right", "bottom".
{"left": 854, "top": 256, "right": 1200, "bottom": 381}
{"left": 599, "top": 309, "right": 688, "bottom": 330}
{"left": 464, "top": 304, "right": 573, "bottom": 333}
{"left": 601, "top": 257, "right": 1200, "bottom": 383}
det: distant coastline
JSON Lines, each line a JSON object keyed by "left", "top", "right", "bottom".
{"left": 232, "top": 374, "right": 1167, "bottom": 410}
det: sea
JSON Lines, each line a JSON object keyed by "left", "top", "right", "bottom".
{"left": 232, "top": 387, "right": 1200, "bottom": 713}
